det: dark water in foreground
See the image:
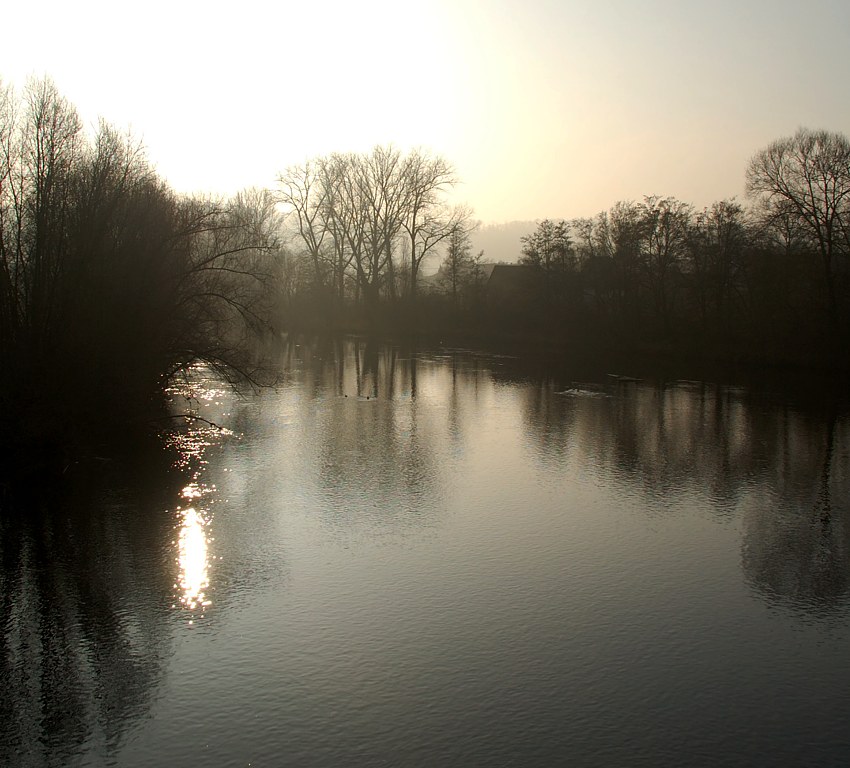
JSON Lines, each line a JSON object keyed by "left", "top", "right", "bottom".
{"left": 2, "top": 340, "right": 850, "bottom": 767}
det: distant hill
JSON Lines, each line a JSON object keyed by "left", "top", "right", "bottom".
{"left": 470, "top": 220, "right": 536, "bottom": 264}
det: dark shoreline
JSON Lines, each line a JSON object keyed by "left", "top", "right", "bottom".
{"left": 280, "top": 319, "right": 850, "bottom": 396}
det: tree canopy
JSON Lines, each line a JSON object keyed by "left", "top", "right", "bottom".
{"left": 0, "top": 77, "right": 280, "bottom": 463}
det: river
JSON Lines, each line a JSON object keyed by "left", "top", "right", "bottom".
{"left": 2, "top": 338, "right": 849, "bottom": 767}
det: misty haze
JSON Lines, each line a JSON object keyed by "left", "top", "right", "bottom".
{"left": 3, "top": 1, "right": 850, "bottom": 766}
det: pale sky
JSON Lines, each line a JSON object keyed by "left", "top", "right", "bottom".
{"left": 4, "top": 0, "right": 850, "bottom": 223}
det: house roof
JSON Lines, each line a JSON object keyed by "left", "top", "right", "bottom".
{"left": 485, "top": 263, "right": 538, "bottom": 285}
{"left": 478, "top": 263, "right": 498, "bottom": 282}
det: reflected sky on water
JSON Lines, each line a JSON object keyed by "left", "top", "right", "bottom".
{"left": 2, "top": 339, "right": 849, "bottom": 767}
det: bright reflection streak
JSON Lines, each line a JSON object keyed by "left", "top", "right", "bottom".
{"left": 166, "top": 366, "right": 235, "bottom": 620}
{"left": 178, "top": 507, "right": 211, "bottom": 612}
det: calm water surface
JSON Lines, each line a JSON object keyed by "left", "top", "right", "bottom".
{"left": 2, "top": 339, "right": 849, "bottom": 767}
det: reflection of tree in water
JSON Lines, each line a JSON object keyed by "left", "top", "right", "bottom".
{"left": 515, "top": 375, "right": 804, "bottom": 503}
{"left": 276, "top": 337, "right": 456, "bottom": 532}
{"left": 511, "top": 367, "right": 850, "bottom": 609}
{"left": 741, "top": 412, "right": 850, "bottom": 610}
{"left": 0, "top": 459, "right": 176, "bottom": 767}
{"left": 513, "top": 376, "right": 737, "bottom": 488}
{"left": 279, "top": 339, "right": 850, "bottom": 610}
{"left": 330, "top": 342, "right": 436, "bottom": 527}
{"left": 511, "top": 377, "right": 590, "bottom": 468}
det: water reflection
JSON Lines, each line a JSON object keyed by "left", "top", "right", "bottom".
{"left": 164, "top": 368, "right": 282, "bottom": 620}
{"left": 270, "top": 338, "right": 850, "bottom": 616}
{"left": 504, "top": 362, "right": 850, "bottom": 609}
{"left": 277, "top": 342, "right": 850, "bottom": 607}
{"left": 0, "top": 366, "right": 237, "bottom": 766}
{"left": 741, "top": 412, "right": 850, "bottom": 611}
{"left": 180, "top": 339, "right": 849, "bottom": 766}
{"left": 3, "top": 340, "right": 849, "bottom": 766}
{"left": 0, "top": 459, "right": 175, "bottom": 767}
{"left": 163, "top": 369, "right": 236, "bottom": 622}
{"left": 174, "top": 480, "right": 214, "bottom": 619}
{"left": 177, "top": 506, "right": 210, "bottom": 613}
{"left": 277, "top": 339, "right": 445, "bottom": 533}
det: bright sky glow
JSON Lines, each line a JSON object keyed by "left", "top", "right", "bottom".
{"left": 4, "top": 0, "right": 850, "bottom": 222}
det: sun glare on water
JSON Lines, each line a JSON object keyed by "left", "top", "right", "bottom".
{"left": 175, "top": 482, "right": 214, "bottom": 618}
{"left": 177, "top": 505, "right": 211, "bottom": 613}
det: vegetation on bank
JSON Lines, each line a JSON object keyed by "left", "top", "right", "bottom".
{"left": 2, "top": 76, "right": 849, "bottom": 476}
{"left": 0, "top": 78, "right": 280, "bottom": 470}
{"left": 276, "top": 130, "right": 850, "bottom": 373}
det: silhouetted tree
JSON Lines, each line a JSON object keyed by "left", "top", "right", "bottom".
{"left": 747, "top": 128, "right": 850, "bottom": 336}
{"left": 276, "top": 146, "right": 469, "bottom": 324}
{"left": 400, "top": 155, "right": 471, "bottom": 301}
{"left": 0, "top": 78, "right": 278, "bottom": 465}
{"left": 687, "top": 200, "right": 748, "bottom": 332}
{"left": 638, "top": 196, "right": 691, "bottom": 333}
{"left": 520, "top": 219, "right": 574, "bottom": 272}
{"left": 607, "top": 201, "right": 646, "bottom": 324}
{"left": 519, "top": 219, "right": 577, "bottom": 314}
{"left": 438, "top": 225, "right": 482, "bottom": 305}
{"left": 276, "top": 159, "right": 333, "bottom": 294}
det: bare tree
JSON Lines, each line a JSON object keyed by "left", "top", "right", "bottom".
{"left": 747, "top": 128, "right": 850, "bottom": 333}
{"left": 609, "top": 202, "right": 644, "bottom": 310}
{"left": 439, "top": 224, "right": 481, "bottom": 304}
{"left": 276, "top": 159, "right": 332, "bottom": 292}
{"left": 357, "top": 146, "right": 407, "bottom": 305}
{"left": 0, "top": 78, "right": 279, "bottom": 459}
{"left": 520, "top": 219, "right": 574, "bottom": 271}
{"left": 0, "top": 77, "right": 82, "bottom": 356}
{"left": 398, "top": 149, "right": 465, "bottom": 299}
{"left": 317, "top": 153, "right": 358, "bottom": 303}
{"left": 687, "top": 199, "right": 748, "bottom": 329}
{"left": 275, "top": 146, "right": 467, "bottom": 315}
{"left": 639, "top": 196, "right": 692, "bottom": 331}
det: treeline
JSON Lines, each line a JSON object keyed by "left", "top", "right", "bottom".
{"left": 3, "top": 73, "right": 847, "bottom": 469}
{"left": 505, "top": 130, "right": 850, "bottom": 365}
{"left": 276, "top": 130, "right": 850, "bottom": 368}
{"left": 0, "top": 78, "right": 281, "bottom": 466}
{"left": 275, "top": 146, "right": 473, "bottom": 327}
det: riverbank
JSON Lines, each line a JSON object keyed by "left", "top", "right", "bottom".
{"left": 279, "top": 308, "right": 850, "bottom": 397}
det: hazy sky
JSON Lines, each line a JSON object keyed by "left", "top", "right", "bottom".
{"left": 4, "top": 0, "right": 850, "bottom": 223}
